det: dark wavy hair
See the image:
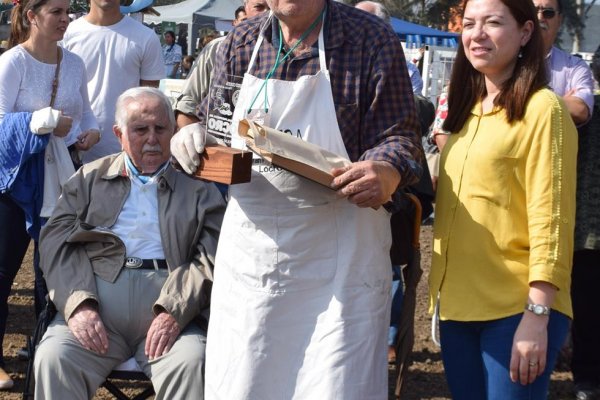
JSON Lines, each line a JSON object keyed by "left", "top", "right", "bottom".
{"left": 164, "top": 30, "right": 176, "bottom": 41}
{"left": 234, "top": 5, "right": 246, "bottom": 20}
{"left": 9, "top": 0, "right": 51, "bottom": 48}
{"left": 443, "top": 0, "right": 548, "bottom": 133}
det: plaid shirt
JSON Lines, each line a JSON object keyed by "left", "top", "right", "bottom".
{"left": 200, "top": 0, "right": 422, "bottom": 186}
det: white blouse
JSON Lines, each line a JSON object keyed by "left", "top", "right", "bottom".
{"left": 0, "top": 45, "right": 98, "bottom": 146}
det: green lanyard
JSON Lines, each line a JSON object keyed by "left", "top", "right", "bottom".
{"left": 246, "top": 8, "right": 326, "bottom": 114}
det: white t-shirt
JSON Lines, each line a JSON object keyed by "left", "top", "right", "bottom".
{"left": 62, "top": 15, "right": 165, "bottom": 162}
{"left": 0, "top": 45, "right": 98, "bottom": 146}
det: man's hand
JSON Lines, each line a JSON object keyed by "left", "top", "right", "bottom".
{"left": 67, "top": 302, "right": 109, "bottom": 354}
{"left": 563, "top": 89, "right": 590, "bottom": 125}
{"left": 74, "top": 129, "right": 101, "bottom": 151}
{"left": 170, "top": 122, "right": 218, "bottom": 174}
{"left": 331, "top": 160, "right": 401, "bottom": 208}
{"left": 145, "top": 312, "right": 181, "bottom": 360}
{"left": 53, "top": 114, "right": 73, "bottom": 138}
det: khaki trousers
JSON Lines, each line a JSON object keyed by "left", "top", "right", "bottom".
{"left": 34, "top": 269, "right": 206, "bottom": 400}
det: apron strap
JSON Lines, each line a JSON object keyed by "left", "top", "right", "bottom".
{"left": 317, "top": 20, "right": 327, "bottom": 72}
{"left": 248, "top": 34, "right": 265, "bottom": 73}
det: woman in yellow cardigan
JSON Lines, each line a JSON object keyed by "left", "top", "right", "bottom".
{"left": 429, "top": 0, "right": 577, "bottom": 399}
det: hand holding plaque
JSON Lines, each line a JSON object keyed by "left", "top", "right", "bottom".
{"left": 238, "top": 119, "right": 352, "bottom": 188}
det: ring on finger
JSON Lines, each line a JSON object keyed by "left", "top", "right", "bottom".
{"left": 528, "top": 361, "right": 538, "bottom": 367}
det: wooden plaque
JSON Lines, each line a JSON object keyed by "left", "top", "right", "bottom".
{"left": 193, "top": 145, "right": 252, "bottom": 185}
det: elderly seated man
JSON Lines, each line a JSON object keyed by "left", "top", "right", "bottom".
{"left": 34, "top": 87, "right": 226, "bottom": 399}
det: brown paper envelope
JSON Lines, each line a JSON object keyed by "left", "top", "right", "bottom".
{"left": 238, "top": 119, "right": 351, "bottom": 187}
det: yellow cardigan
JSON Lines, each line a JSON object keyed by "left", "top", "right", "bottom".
{"left": 429, "top": 88, "right": 578, "bottom": 321}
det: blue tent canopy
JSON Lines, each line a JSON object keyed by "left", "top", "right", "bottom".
{"left": 390, "top": 17, "right": 459, "bottom": 47}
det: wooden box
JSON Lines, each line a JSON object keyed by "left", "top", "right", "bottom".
{"left": 193, "top": 145, "right": 252, "bottom": 185}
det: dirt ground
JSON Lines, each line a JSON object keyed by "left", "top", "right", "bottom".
{"left": 2, "top": 225, "right": 575, "bottom": 399}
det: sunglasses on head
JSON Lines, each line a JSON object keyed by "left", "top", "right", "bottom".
{"left": 536, "top": 7, "right": 558, "bottom": 19}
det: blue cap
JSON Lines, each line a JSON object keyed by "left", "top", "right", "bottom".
{"left": 120, "top": 0, "right": 153, "bottom": 14}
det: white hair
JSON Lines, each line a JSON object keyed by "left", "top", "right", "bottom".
{"left": 114, "top": 87, "right": 175, "bottom": 132}
{"left": 356, "top": 1, "right": 391, "bottom": 24}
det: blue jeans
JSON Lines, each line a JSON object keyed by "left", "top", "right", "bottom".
{"left": 439, "top": 312, "right": 570, "bottom": 400}
{"left": 388, "top": 265, "right": 404, "bottom": 346}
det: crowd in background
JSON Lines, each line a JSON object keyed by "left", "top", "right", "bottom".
{"left": 0, "top": 0, "right": 599, "bottom": 399}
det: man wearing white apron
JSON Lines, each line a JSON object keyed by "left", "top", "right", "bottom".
{"left": 171, "top": 1, "right": 423, "bottom": 398}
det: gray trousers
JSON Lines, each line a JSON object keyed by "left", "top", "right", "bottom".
{"left": 34, "top": 269, "right": 206, "bottom": 400}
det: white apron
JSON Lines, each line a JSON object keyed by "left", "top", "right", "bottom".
{"left": 205, "top": 19, "right": 392, "bottom": 400}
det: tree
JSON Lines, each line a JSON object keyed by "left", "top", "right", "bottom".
{"left": 425, "top": 0, "right": 462, "bottom": 30}
{"left": 424, "top": 0, "right": 595, "bottom": 50}
{"left": 69, "top": 0, "right": 89, "bottom": 14}
{"left": 565, "top": 0, "right": 597, "bottom": 52}
{"left": 344, "top": 0, "right": 423, "bottom": 20}
{"left": 346, "top": 0, "right": 460, "bottom": 28}
{"left": 300, "top": 0, "right": 596, "bottom": 47}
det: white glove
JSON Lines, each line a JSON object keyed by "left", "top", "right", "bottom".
{"left": 30, "top": 107, "right": 61, "bottom": 135}
{"left": 170, "top": 122, "right": 219, "bottom": 174}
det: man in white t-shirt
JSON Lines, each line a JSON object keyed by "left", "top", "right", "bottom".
{"left": 62, "top": 0, "right": 164, "bottom": 163}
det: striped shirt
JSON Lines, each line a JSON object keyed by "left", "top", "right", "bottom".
{"left": 199, "top": 0, "right": 423, "bottom": 187}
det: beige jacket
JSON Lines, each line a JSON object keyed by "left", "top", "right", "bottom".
{"left": 39, "top": 152, "right": 226, "bottom": 328}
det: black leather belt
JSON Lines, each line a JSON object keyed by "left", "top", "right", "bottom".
{"left": 124, "top": 257, "right": 168, "bottom": 270}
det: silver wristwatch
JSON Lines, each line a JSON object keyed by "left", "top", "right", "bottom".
{"left": 525, "top": 303, "right": 551, "bottom": 316}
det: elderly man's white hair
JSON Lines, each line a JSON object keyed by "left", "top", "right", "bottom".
{"left": 114, "top": 87, "right": 175, "bottom": 132}
{"left": 355, "top": 1, "right": 391, "bottom": 24}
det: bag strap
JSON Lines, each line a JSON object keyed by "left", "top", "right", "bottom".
{"left": 49, "top": 47, "right": 62, "bottom": 108}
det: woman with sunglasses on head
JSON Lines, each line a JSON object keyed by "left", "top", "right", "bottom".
{"left": 429, "top": 0, "right": 577, "bottom": 399}
{"left": 0, "top": 0, "right": 98, "bottom": 389}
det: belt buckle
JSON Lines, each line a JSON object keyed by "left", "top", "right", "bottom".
{"left": 124, "top": 257, "right": 143, "bottom": 269}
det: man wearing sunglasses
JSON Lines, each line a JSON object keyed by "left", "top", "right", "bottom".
{"left": 534, "top": 0, "right": 594, "bottom": 126}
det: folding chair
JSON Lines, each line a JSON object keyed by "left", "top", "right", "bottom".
{"left": 22, "top": 299, "right": 154, "bottom": 400}
{"left": 392, "top": 193, "right": 423, "bottom": 398}
{"left": 102, "top": 363, "right": 154, "bottom": 400}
